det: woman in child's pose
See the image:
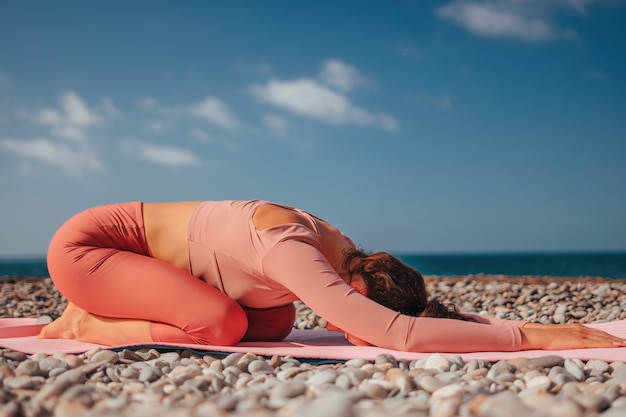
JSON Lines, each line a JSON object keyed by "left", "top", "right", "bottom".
{"left": 40, "top": 200, "right": 626, "bottom": 352}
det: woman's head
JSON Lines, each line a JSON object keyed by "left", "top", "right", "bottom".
{"left": 342, "top": 248, "right": 470, "bottom": 321}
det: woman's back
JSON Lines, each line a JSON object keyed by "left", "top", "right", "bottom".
{"left": 143, "top": 200, "right": 352, "bottom": 274}
{"left": 143, "top": 201, "right": 201, "bottom": 271}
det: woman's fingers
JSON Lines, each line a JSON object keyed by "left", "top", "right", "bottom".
{"left": 561, "top": 324, "right": 626, "bottom": 346}
{"left": 520, "top": 325, "right": 626, "bottom": 350}
{"left": 579, "top": 328, "right": 626, "bottom": 346}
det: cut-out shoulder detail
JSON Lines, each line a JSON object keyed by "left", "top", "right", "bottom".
{"left": 252, "top": 203, "right": 317, "bottom": 232}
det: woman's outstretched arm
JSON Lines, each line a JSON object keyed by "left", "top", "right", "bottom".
{"left": 263, "top": 239, "right": 523, "bottom": 352}
{"left": 262, "top": 239, "right": 626, "bottom": 352}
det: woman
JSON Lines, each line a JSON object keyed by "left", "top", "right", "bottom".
{"left": 40, "top": 200, "right": 625, "bottom": 352}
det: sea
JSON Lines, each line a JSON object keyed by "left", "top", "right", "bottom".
{"left": 2, "top": 252, "right": 626, "bottom": 280}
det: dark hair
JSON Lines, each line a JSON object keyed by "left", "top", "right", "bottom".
{"left": 342, "top": 248, "right": 471, "bottom": 321}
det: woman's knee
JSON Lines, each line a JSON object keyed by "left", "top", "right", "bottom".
{"left": 190, "top": 300, "right": 248, "bottom": 346}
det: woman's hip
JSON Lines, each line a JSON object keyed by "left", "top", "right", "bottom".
{"left": 46, "top": 202, "right": 150, "bottom": 288}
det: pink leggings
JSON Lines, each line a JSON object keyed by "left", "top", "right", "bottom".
{"left": 47, "top": 202, "right": 294, "bottom": 345}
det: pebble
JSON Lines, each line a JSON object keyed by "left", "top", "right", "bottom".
{"left": 520, "top": 355, "right": 565, "bottom": 370}
{"left": 359, "top": 381, "right": 389, "bottom": 399}
{"left": 573, "top": 393, "right": 611, "bottom": 412}
{"left": 55, "top": 368, "right": 86, "bottom": 386}
{"left": 272, "top": 380, "right": 307, "bottom": 398}
{"left": 586, "top": 359, "right": 611, "bottom": 373}
{"left": 424, "top": 353, "right": 451, "bottom": 371}
{"left": 308, "top": 369, "right": 337, "bottom": 385}
{"left": 345, "top": 358, "right": 367, "bottom": 368}
{"left": 526, "top": 375, "right": 552, "bottom": 390}
{"left": 565, "top": 358, "right": 586, "bottom": 381}
{"left": 4, "top": 374, "right": 44, "bottom": 389}
{"left": 248, "top": 359, "right": 274, "bottom": 374}
{"left": 139, "top": 366, "right": 161, "bottom": 383}
{"left": 477, "top": 391, "right": 531, "bottom": 417}
{"left": 169, "top": 365, "right": 202, "bottom": 384}
{"left": 417, "top": 374, "right": 445, "bottom": 393}
{"left": 299, "top": 393, "right": 356, "bottom": 417}
{"left": 3, "top": 276, "right": 626, "bottom": 416}
{"left": 15, "top": 359, "right": 41, "bottom": 376}
{"left": 92, "top": 351, "right": 119, "bottom": 366}
{"left": 610, "top": 365, "right": 626, "bottom": 385}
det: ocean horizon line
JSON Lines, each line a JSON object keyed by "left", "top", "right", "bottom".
{"left": 2, "top": 250, "right": 626, "bottom": 280}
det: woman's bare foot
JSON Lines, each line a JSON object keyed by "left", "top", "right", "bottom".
{"left": 38, "top": 303, "right": 153, "bottom": 345}
{"left": 38, "top": 302, "right": 90, "bottom": 340}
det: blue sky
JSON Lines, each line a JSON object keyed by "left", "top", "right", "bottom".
{"left": 1, "top": 0, "right": 625, "bottom": 256}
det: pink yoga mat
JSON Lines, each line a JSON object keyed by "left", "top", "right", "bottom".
{"left": 1, "top": 318, "right": 625, "bottom": 362}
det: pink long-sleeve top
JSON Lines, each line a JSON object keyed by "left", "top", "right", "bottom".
{"left": 187, "top": 200, "right": 526, "bottom": 353}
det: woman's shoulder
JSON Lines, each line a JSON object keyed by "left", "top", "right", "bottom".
{"left": 252, "top": 203, "right": 316, "bottom": 232}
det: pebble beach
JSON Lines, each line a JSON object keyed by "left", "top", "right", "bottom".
{"left": 1, "top": 275, "right": 626, "bottom": 417}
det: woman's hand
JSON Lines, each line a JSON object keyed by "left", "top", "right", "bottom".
{"left": 344, "top": 332, "right": 371, "bottom": 347}
{"left": 519, "top": 323, "right": 626, "bottom": 350}
{"left": 327, "top": 322, "right": 372, "bottom": 346}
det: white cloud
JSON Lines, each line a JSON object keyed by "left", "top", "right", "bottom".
{"left": 250, "top": 78, "right": 397, "bottom": 131}
{"left": 136, "top": 95, "right": 240, "bottom": 137}
{"left": 0, "top": 137, "right": 105, "bottom": 176}
{"left": 120, "top": 140, "right": 200, "bottom": 168}
{"left": 60, "top": 91, "right": 101, "bottom": 127}
{"left": 188, "top": 97, "right": 239, "bottom": 130}
{"left": 436, "top": 0, "right": 586, "bottom": 41}
{"left": 20, "top": 91, "right": 110, "bottom": 142}
{"left": 319, "top": 60, "right": 365, "bottom": 92}
{"left": 53, "top": 125, "right": 85, "bottom": 142}
{"left": 250, "top": 59, "right": 397, "bottom": 131}
{"left": 137, "top": 95, "right": 239, "bottom": 130}
{"left": 4, "top": 91, "right": 121, "bottom": 176}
